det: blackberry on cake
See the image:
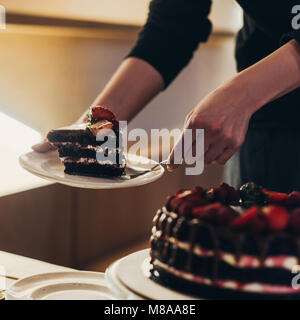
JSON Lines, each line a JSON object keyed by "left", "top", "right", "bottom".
{"left": 47, "top": 106, "right": 126, "bottom": 177}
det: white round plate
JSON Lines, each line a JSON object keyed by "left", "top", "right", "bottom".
{"left": 6, "top": 271, "right": 115, "bottom": 300}
{"left": 105, "top": 249, "right": 199, "bottom": 300}
{"left": 19, "top": 151, "right": 164, "bottom": 189}
{"left": 29, "top": 282, "right": 113, "bottom": 300}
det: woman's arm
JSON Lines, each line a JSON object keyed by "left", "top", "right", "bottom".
{"left": 89, "top": 57, "right": 164, "bottom": 121}
{"left": 32, "top": 57, "right": 164, "bottom": 152}
{"left": 168, "top": 39, "right": 300, "bottom": 170}
{"left": 33, "top": 0, "right": 213, "bottom": 153}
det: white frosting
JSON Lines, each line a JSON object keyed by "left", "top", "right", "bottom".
{"left": 63, "top": 157, "right": 113, "bottom": 165}
{"left": 55, "top": 142, "right": 121, "bottom": 153}
{"left": 62, "top": 157, "right": 125, "bottom": 167}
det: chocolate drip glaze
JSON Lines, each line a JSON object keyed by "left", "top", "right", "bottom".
{"left": 207, "top": 223, "right": 220, "bottom": 284}
{"left": 186, "top": 222, "right": 197, "bottom": 273}
{"left": 297, "top": 237, "right": 300, "bottom": 265}
{"left": 168, "top": 217, "right": 184, "bottom": 267}
{"left": 234, "top": 234, "right": 245, "bottom": 265}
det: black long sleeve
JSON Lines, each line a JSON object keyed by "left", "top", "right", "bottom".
{"left": 128, "top": 0, "right": 212, "bottom": 88}
{"left": 127, "top": 0, "right": 300, "bottom": 129}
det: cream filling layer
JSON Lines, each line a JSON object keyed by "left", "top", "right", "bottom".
{"left": 55, "top": 142, "right": 121, "bottom": 153}
{"left": 62, "top": 157, "right": 125, "bottom": 166}
{"left": 152, "top": 259, "right": 300, "bottom": 294}
{"left": 152, "top": 228, "right": 298, "bottom": 271}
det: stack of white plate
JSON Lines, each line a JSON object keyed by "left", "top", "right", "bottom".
{"left": 6, "top": 271, "right": 116, "bottom": 300}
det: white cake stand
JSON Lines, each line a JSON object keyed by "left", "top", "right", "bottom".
{"left": 105, "top": 249, "right": 199, "bottom": 300}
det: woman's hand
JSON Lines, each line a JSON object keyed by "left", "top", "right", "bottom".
{"left": 168, "top": 80, "right": 255, "bottom": 168}
{"left": 168, "top": 40, "right": 300, "bottom": 171}
{"left": 32, "top": 139, "right": 56, "bottom": 153}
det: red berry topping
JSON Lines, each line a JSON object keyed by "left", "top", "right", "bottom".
{"left": 230, "top": 206, "right": 260, "bottom": 230}
{"left": 178, "top": 189, "right": 205, "bottom": 204}
{"left": 211, "top": 183, "right": 240, "bottom": 205}
{"left": 220, "top": 182, "right": 236, "bottom": 193}
{"left": 177, "top": 190, "right": 193, "bottom": 199}
{"left": 168, "top": 196, "right": 185, "bottom": 213}
{"left": 215, "top": 206, "right": 238, "bottom": 225}
{"left": 192, "top": 203, "right": 237, "bottom": 225}
{"left": 192, "top": 205, "right": 208, "bottom": 217}
{"left": 178, "top": 200, "right": 197, "bottom": 217}
{"left": 214, "top": 186, "right": 228, "bottom": 203}
{"left": 193, "top": 202, "right": 222, "bottom": 222}
{"left": 261, "top": 205, "right": 290, "bottom": 232}
{"left": 263, "top": 189, "right": 289, "bottom": 205}
{"left": 290, "top": 208, "right": 300, "bottom": 233}
{"left": 166, "top": 188, "right": 205, "bottom": 216}
{"left": 192, "top": 202, "right": 222, "bottom": 218}
{"left": 91, "top": 106, "right": 116, "bottom": 122}
{"left": 286, "top": 191, "right": 300, "bottom": 207}
{"left": 194, "top": 186, "right": 204, "bottom": 194}
{"left": 165, "top": 195, "right": 176, "bottom": 211}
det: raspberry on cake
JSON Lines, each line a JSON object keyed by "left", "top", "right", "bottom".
{"left": 150, "top": 182, "right": 300, "bottom": 299}
{"left": 47, "top": 106, "right": 126, "bottom": 177}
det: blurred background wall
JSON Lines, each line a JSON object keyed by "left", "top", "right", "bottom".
{"left": 1, "top": 0, "right": 242, "bottom": 31}
{"left": 0, "top": 1, "right": 243, "bottom": 269}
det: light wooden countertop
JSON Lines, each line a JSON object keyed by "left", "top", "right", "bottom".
{"left": 0, "top": 250, "right": 73, "bottom": 291}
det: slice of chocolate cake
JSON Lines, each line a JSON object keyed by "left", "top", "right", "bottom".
{"left": 47, "top": 106, "right": 126, "bottom": 177}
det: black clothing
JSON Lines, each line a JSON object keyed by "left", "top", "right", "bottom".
{"left": 128, "top": 0, "right": 300, "bottom": 129}
{"left": 225, "top": 128, "right": 300, "bottom": 193}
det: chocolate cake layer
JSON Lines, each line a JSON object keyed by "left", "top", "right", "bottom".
{"left": 47, "top": 129, "right": 120, "bottom": 147}
{"left": 57, "top": 144, "right": 123, "bottom": 161}
{"left": 64, "top": 162, "right": 125, "bottom": 177}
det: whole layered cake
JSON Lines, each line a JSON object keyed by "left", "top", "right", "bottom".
{"left": 47, "top": 106, "right": 126, "bottom": 177}
{"left": 150, "top": 183, "right": 300, "bottom": 299}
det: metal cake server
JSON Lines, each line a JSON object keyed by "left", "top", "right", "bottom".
{"left": 119, "top": 159, "right": 168, "bottom": 180}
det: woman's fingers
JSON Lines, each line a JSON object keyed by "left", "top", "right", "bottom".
{"left": 32, "top": 139, "right": 56, "bottom": 153}
{"left": 214, "top": 147, "right": 237, "bottom": 165}
{"left": 204, "top": 141, "right": 227, "bottom": 164}
{"left": 168, "top": 114, "right": 210, "bottom": 171}
{"left": 214, "top": 132, "right": 244, "bottom": 164}
{"left": 205, "top": 135, "right": 243, "bottom": 165}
